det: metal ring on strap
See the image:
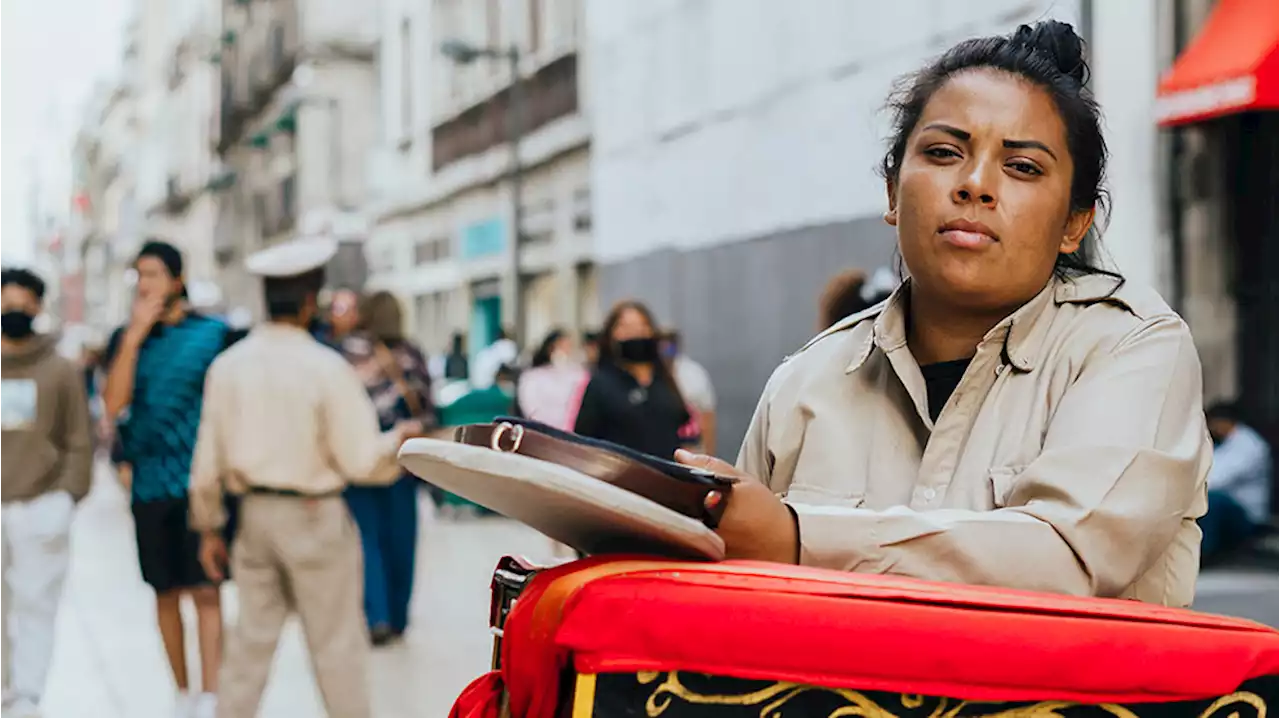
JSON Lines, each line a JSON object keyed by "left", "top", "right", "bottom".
{"left": 490, "top": 422, "right": 526, "bottom": 453}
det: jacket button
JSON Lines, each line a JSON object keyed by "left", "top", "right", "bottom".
{"left": 922, "top": 488, "right": 937, "bottom": 501}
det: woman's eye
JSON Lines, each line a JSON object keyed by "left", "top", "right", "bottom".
{"left": 924, "top": 146, "right": 960, "bottom": 160}
{"left": 1008, "top": 161, "right": 1043, "bottom": 176}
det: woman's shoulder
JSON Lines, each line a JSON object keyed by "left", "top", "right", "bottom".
{"left": 762, "top": 305, "right": 883, "bottom": 398}
{"left": 1054, "top": 274, "right": 1192, "bottom": 353}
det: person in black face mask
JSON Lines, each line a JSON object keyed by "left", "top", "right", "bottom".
{"left": 571, "top": 300, "right": 696, "bottom": 460}
{"left": 1, "top": 267, "right": 94, "bottom": 716}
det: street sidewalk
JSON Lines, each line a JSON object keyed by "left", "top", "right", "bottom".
{"left": 39, "top": 465, "right": 554, "bottom": 718}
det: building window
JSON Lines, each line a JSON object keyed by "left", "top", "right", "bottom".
{"left": 414, "top": 236, "right": 453, "bottom": 265}
{"left": 486, "top": 0, "right": 500, "bottom": 51}
{"left": 400, "top": 17, "right": 413, "bottom": 142}
{"left": 572, "top": 186, "right": 591, "bottom": 231}
{"left": 522, "top": 198, "right": 555, "bottom": 244}
{"left": 269, "top": 24, "right": 285, "bottom": 71}
{"left": 253, "top": 192, "right": 270, "bottom": 237}
{"left": 279, "top": 176, "right": 296, "bottom": 232}
{"left": 528, "top": 0, "right": 541, "bottom": 54}
{"left": 440, "top": 0, "right": 462, "bottom": 101}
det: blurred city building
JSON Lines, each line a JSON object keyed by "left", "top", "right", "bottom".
{"left": 212, "top": 0, "right": 380, "bottom": 321}
{"left": 364, "top": 0, "right": 595, "bottom": 359}
{"left": 23, "top": 103, "right": 81, "bottom": 342}
{"left": 1157, "top": 0, "right": 1278, "bottom": 467}
{"left": 133, "top": 0, "right": 226, "bottom": 300}
{"left": 72, "top": 22, "right": 145, "bottom": 339}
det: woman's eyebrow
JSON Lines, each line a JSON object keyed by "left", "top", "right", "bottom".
{"left": 921, "top": 123, "right": 970, "bottom": 141}
{"left": 921, "top": 122, "right": 1059, "bottom": 161}
{"left": 1003, "top": 138, "right": 1057, "bottom": 160}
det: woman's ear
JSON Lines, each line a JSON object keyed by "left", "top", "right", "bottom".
{"left": 884, "top": 180, "right": 899, "bottom": 226}
{"left": 1059, "top": 207, "right": 1095, "bottom": 255}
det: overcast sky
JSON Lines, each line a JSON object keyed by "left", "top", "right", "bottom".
{"left": 2, "top": 0, "right": 132, "bottom": 264}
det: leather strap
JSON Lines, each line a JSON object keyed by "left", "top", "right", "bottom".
{"left": 455, "top": 422, "right": 731, "bottom": 528}
{"left": 246, "top": 486, "right": 343, "bottom": 499}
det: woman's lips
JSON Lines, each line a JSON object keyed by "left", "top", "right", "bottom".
{"left": 939, "top": 229, "right": 997, "bottom": 249}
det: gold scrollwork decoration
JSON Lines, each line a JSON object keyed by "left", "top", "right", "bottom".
{"left": 1195, "top": 691, "right": 1268, "bottom": 718}
{"left": 636, "top": 671, "right": 1268, "bottom": 718}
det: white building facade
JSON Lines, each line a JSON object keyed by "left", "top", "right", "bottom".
{"left": 213, "top": 0, "right": 381, "bottom": 321}
{"left": 586, "top": 0, "right": 1174, "bottom": 452}
{"left": 365, "top": 0, "right": 594, "bottom": 359}
{"left": 131, "top": 0, "right": 226, "bottom": 297}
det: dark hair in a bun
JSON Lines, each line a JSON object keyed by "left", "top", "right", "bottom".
{"left": 880, "top": 20, "right": 1115, "bottom": 280}
{"left": 1010, "top": 20, "right": 1089, "bottom": 85}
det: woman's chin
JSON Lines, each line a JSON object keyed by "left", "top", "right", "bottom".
{"left": 928, "top": 264, "right": 999, "bottom": 302}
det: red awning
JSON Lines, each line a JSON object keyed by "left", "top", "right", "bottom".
{"left": 1156, "top": 0, "right": 1279, "bottom": 126}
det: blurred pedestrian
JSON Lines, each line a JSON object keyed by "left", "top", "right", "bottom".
{"left": 817, "top": 267, "right": 898, "bottom": 331}
{"left": 662, "top": 330, "right": 718, "bottom": 456}
{"left": 473, "top": 327, "right": 518, "bottom": 390}
{"left": 517, "top": 328, "right": 588, "bottom": 431}
{"left": 101, "top": 240, "right": 235, "bottom": 718}
{"left": 188, "top": 237, "right": 420, "bottom": 718}
{"left": 581, "top": 329, "right": 601, "bottom": 367}
{"left": 817, "top": 269, "right": 870, "bottom": 331}
{"left": 1201, "top": 402, "right": 1274, "bottom": 561}
{"left": 573, "top": 301, "right": 694, "bottom": 459}
{"left": 443, "top": 331, "right": 470, "bottom": 381}
{"left": 338, "top": 290, "right": 435, "bottom": 646}
{"left": 1, "top": 267, "right": 93, "bottom": 718}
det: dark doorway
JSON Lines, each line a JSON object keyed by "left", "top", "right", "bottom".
{"left": 1224, "top": 111, "right": 1279, "bottom": 510}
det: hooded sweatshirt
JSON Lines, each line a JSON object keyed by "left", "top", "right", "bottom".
{"left": 1, "top": 334, "right": 93, "bottom": 503}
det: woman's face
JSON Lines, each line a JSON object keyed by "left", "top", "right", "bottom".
{"left": 330, "top": 290, "right": 360, "bottom": 335}
{"left": 611, "top": 308, "right": 654, "bottom": 343}
{"left": 552, "top": 335, "right": 574, "bottom": 357}
{"left": 887, "top": 69, "right": 1094, "bottom": 314}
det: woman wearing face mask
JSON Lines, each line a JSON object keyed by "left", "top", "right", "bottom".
{"left": 572, "top": 301, "right": 693, "bottom": 459}
{"left": 515, "top": 329, "right": 588, "bottom": 431}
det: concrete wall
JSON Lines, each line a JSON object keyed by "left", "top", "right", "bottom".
{"left": 598, "top": 216, "right": 897, "bottom": 454}
{"left": 1090, "top": 0, "right": 1166, "bottom": 291}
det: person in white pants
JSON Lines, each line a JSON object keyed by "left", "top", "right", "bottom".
{"left": 1, "top": 267, "right": 94, "bottom": 717}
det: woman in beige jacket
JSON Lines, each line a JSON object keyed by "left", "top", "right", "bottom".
{"left": 679, "top": 20, "right": 1211, "bottom": 608}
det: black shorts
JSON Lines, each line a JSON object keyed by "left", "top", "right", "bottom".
{"left": 132, "top": 496, "right": 236, "bottom": 593}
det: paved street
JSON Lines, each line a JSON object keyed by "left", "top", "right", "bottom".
{"left": 39, "top": 465, "right": 1278, "bottom": 717}
{"left": 41, "top": 467, "right": 558, "bottom": 718}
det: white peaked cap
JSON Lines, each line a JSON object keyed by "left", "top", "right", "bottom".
{"left": 245, "top": 236, "right": 339, "bottom": 278}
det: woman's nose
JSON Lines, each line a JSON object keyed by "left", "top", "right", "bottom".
{"left": 953, "top": 187, "right": 996, "bottom": 206}
{"left": 952, "top": 162, "right": 998, "bottom": 207}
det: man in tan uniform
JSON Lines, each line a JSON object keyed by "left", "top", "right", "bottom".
{"left": 188, "top": 237, "right": 418, "bottom": 718}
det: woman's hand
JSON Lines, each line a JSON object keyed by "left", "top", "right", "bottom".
{"left": 675, "top": 450, "right": 799, "bottom": 564}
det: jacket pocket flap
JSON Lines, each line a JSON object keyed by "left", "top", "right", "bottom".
{"left": 987, "top": 466, "right": 1025, "bottom": 507}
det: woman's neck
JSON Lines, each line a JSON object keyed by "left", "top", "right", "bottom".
{"left": 907, "top": 290, "right": 1010, "bottom": 365}
{"left": 621, "top": 361, "right": 655, "bottom": 387}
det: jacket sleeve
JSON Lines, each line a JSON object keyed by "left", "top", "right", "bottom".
{"left": 571, "top": 377, "right": 605, "bottom": 439}
{"left": 189, "top": 358, "right": 229, "bottom": 533}
{"left": 55, "top": 360, "right": 95, "bottom": 502}
{"left": 735, "top": 384, "right": 774, "bottom": 485}
{"left": 788, "top": 316, "right": 1211, "bottom": 601}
